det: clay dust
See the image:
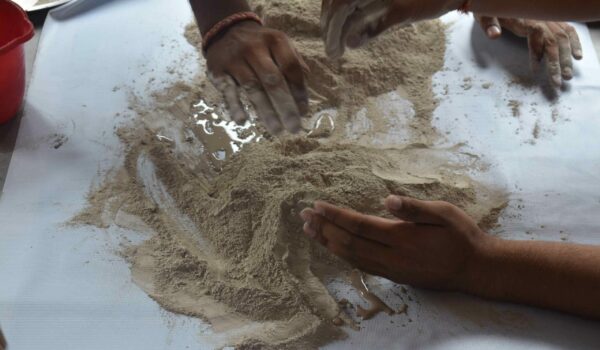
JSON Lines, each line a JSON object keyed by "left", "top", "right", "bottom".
{"left": 71, "top": 1, "right": 509, "bottom": 348}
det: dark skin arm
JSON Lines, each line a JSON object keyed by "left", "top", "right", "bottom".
{"left": 300, "top": 196, "right": 600, "bottom": 319}
{"left": 188, "top": 0, "right": 309, "bottom": 134}
{"left": 189, "top": 0, "right": 251, "bottom": 34}
{"left": 321, "top": 0, "right": 600, "bottom": 58}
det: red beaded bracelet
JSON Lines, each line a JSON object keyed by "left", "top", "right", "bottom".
{"left": 459, "top": 0, "right": 472, "bottom": 13}
{"left": 202, "top": 11, "right": 263, "bottom": 53}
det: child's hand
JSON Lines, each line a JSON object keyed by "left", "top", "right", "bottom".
{"left": 476, "top": 16, "right": 583, "bottom": 87}
{"left": 300, "top": 195, "right": 490, "bottom": 291}
{"left": 321, "top": 0, "right": 461, "bottom": 58}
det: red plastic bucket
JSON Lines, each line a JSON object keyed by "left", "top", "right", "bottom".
{"left": 0, "top": 0, "right": 34, "bottom": 124}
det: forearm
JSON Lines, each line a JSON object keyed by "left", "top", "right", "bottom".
{"left": 469, "top": 0, "right": 600, "bottom": 22}
{"left": 468, "top": 237, "right": 600, "bottom": 319}
{"left": 188, "top": 0, "right": 252, "bottom": 34}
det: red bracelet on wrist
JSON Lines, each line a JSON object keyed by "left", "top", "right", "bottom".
{"left": 202, "top": 11, "right": 263, "bottom": 53}
{"left": 459, "top": 0, "right": 472, "bottom": 14}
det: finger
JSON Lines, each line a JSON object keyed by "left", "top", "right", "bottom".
{"left": 342, "top": 1, "right": 390, "bottom": 49}
{"left": 303, "top": 209, "right": 395, "bottom": 271}
{"left": 228, "top": 63, "right": 283, "bottom": 133}
{"left": 498, "top": 18, "right": 529, "bottom": 37}
{"left": 542, "top": 32, "right": 563, "bottom": 87}
{"left": 313, "top": 201, "right": 402, "bottom": 245}
{"left": 547, "top": 22, "right": 573, "bottom": 80}
{"left": 527, "top": 23, "right": 546, "bottom": 73}
{"left": 208, "top": 72, "right": 247, "bottom": 123}
{"left": 324, "top": 0, "right": 357, "bottom": 58}
{"left": 246, "top": 51, "right": 302, "bottom": 133}
{"left": 270, "top": 35, "right": 310, "bottom": 116}
{"left": 301, "top": 208, "right": 328, "bottom": 245}
{"left": 476, "top": 16, "right": 502, "bottom": 39}
{"left": 559, "top": 22, "right": 583, "bottom": 60}
{"left": 385, "top": 195, "right": 474, "bottom": 229}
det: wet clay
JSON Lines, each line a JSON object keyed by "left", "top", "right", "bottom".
{"left": 71, "top": 1, "right": 509, "bottom": 348}
{"left": 74, "top": 132, "right": 506, "bottom": 348}
{"left": 184, "top": 0, "right": 447, "bottom": 144}
{"left": 351, "top": 270, "right": 396, "bottom": 320}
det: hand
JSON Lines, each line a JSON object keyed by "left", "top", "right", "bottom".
{"left": 300, "top": 195, "right": 490, "bottom": 290}
{"left": 0, "top": 327, "right": 5, "bottom": 350}
{"left": 476, "top": 16, "right": 583, "bottom": 87}
{"left": 321, "top": 0, "right": 462, "bottom": 58}
{"left": 205, "top": 21, "right": 309, "bottom": 134}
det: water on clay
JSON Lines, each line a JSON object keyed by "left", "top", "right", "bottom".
{"left": 350, "top": 270, "right": 396, "bottom": 320}
{"left": 189, "top": 98, "right": 258, "bottom": 169}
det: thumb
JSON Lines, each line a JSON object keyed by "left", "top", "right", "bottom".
{"left": 476, "top": 15, "right": 502, "bottom": 39}
{"left": 385, "top": 195, "right": 471, "bottom": 229}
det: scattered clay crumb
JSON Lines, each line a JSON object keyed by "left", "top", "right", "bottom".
{"left": 551, "top": 109, "right": 559, "bottom": 122}
{"left": 532, "top": 121, "right": 541, "bottom": 139}
{"left": 461, "top": 77, "right": 473, "bottom": 90}
{"left": 481, "top": 82, "right": 492, "bottom": 89}
{"left": 508, "top": 100, "right": 522, "bottom": 117}
{"left": 397, "top": 304, "right": 408, "bottom": 314}
{"left": 51, "top": 133, "right": 68, "bottom": 149}
{"left": 74, "top": 135, "right": 506, "bottom": 348}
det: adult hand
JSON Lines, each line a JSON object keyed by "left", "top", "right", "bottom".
{"left": 321, "top": 0, "right": 462, "bottom": 58}
{"left": 476, "top": 16, "right": 583, "bottom": 86}
{"left": 300, "top": 195, "right": 489, "bottom": 290}
{"left": 206, "top": 21, "right": 309, "bottom": 134}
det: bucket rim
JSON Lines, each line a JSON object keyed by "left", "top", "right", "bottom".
{"left": 0, "top": 0, "right": 35, "bottom": 54}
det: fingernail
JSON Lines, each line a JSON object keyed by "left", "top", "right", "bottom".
{"left": 313, "top": 201, "right": 327, "bottom": 215}
{"left": 303, "top": 221, "right": 317, "bottom": 238}
{"left": 300, "top": 208, "right": 312, "bottom": 223}
{"left": 574, "top": 50, "right": 583, "bottom": 59}
{"left": 552, "top": 75, "right": 562, "bottom": 87}
{"left": 562, "top": 68, "right": 573, "bottom": 80}
{"left": 487, "top": 26, "right": 501, "bottom": 38}
{"left": 386, "top": 195, "right": 403, "bottom": 211}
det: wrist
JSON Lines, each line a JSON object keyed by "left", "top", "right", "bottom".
{"left": 202, "top": 12, "right": 263, "bottom": 53}
{"left": 189, "top": 0, "right": 252, "bottom": 34}
{"left": 461, "top": 235, "right": 508, "bottom": 296}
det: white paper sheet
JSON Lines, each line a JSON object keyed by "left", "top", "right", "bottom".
{"left": 1, "top": 2, "right": 599, "bottom": 349}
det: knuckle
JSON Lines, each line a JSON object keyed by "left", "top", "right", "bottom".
{"left": 530, "top": 24, "right": 545, "bottom": 34}
{"left": 240, "top": 79, "right": 261, "bottom": 91}
{"left": 241, "top": 43, "right": 260, "bottom": 58}
{"left": 554, "top": 31, "right": 569, "bottom": 41}
{"left": 355, "top": 216, "right": 368, "bottom": 234}
{"left": 435, "top": 201, "right": 458, "bottom": 217}
{"left": 269, "top": 30, "right": 288, "bottom": 43}
{"left": 402, "top": 199, "right": 420, "bottom": 217}
{"left": 260, "top": 72, "right": 284, "bottom": 88}
{"left": 328, "top": 243, "right": 346, "bottom": 257}
{"left": 545, "top": 36, "right": 558, "bottom": 47}
{"left": 564, "top": 25, "right": 577, "bottom": 34}
{"left": 281, "top": 59, "right": 302, "bottom": 75}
